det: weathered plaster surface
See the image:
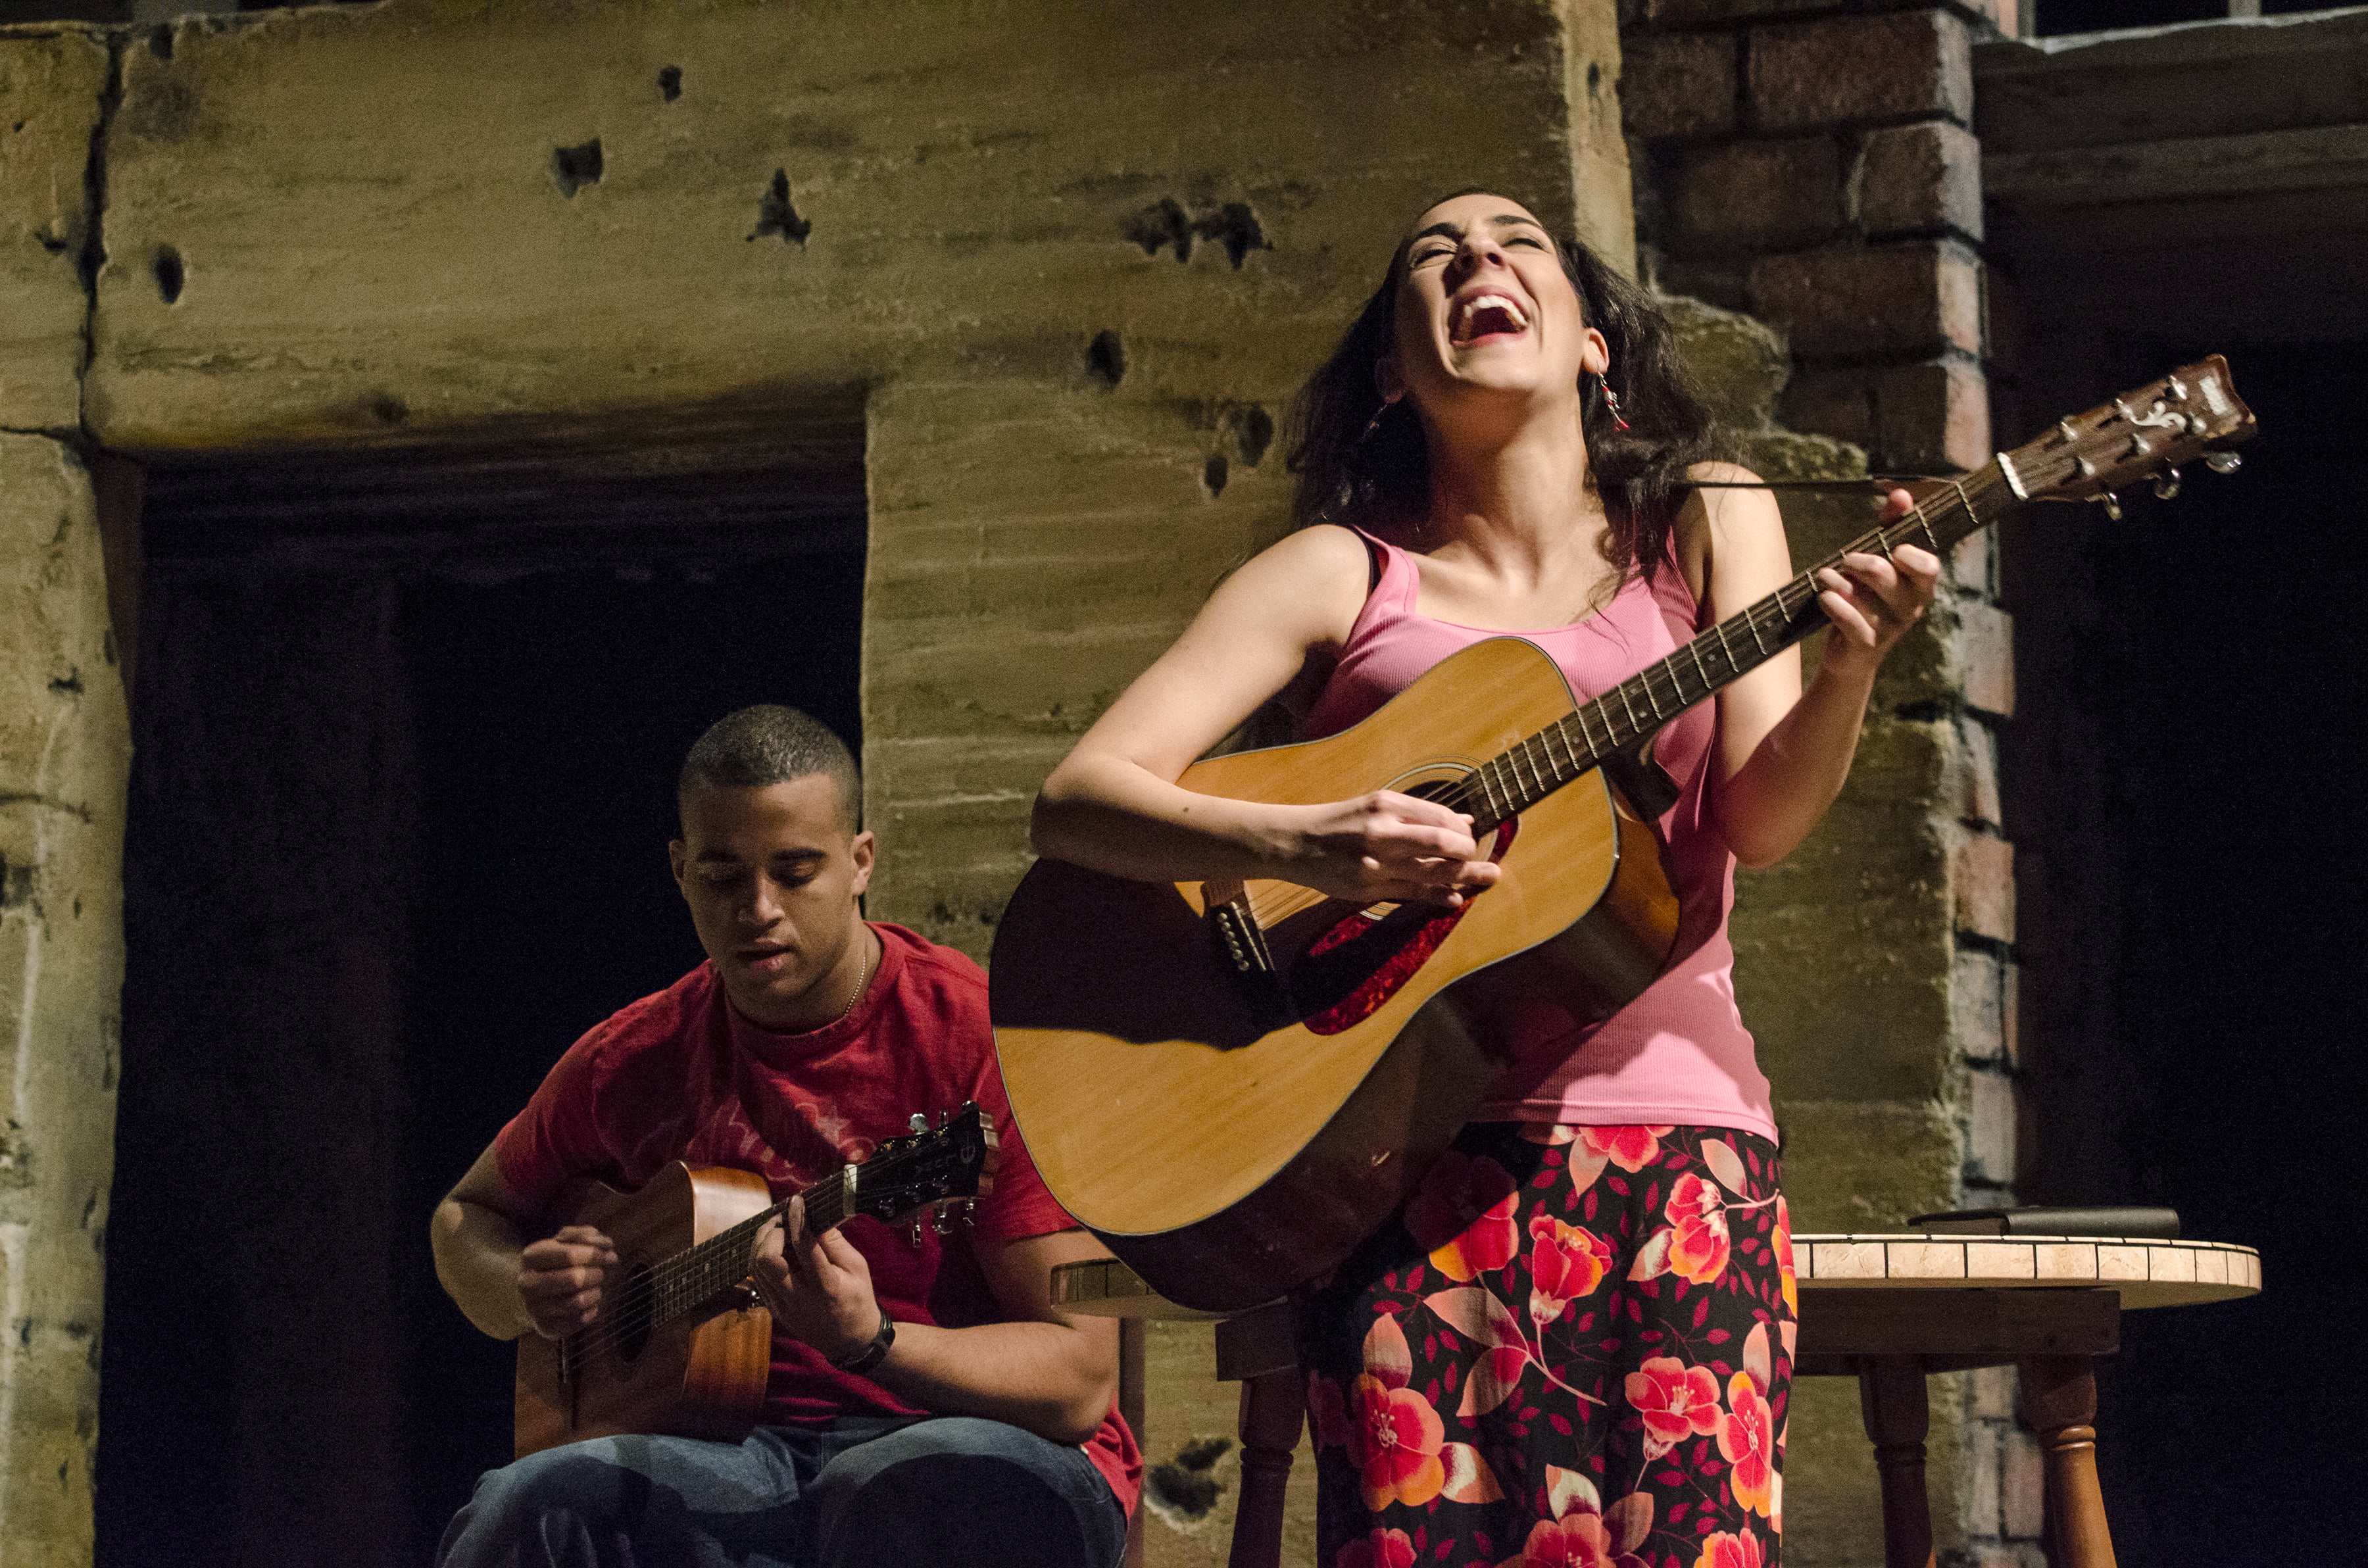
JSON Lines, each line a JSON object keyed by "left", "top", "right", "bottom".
{"left": 0, "top": 30, "right": 109, "bottom": 433}
{"left": 88, "top": 0, "right": 1609, "bottom": 452}
{"left": 0, "top": 433, "right": 129, "bottom": 1568}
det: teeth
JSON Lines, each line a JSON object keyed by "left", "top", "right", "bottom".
{"left": 1456, "top": 293, "right": 1529, "bottom": 333}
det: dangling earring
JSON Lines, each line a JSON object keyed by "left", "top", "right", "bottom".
{"left": 1600, "top": 380, "right": 1632, "bottom": 433}
{"left": 1357, "top": 398, "right": 1398, "bottom": 446}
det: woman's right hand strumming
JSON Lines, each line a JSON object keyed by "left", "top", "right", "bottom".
{"left": 1286, "top": 789, "right": 1500, "bottom": 906}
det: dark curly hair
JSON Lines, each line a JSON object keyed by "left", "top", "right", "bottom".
{"left": 1286, "top": 199, "right": 1725, "bottom": 583}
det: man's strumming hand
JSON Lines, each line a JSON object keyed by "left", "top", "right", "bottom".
{"left": 516, "top": 1224, "right": 619, "bottom": 1340}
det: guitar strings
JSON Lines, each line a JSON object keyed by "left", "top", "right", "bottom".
{"left": 561, "top": 1178, "right": 851, "bottom": 1365}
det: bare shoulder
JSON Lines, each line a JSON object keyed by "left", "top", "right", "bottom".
{"left": 1231, "top": 521, "right": 1372, "bottom": 586}
{"left": 1205, "top": 522, "right": 1373, "bottom": 644}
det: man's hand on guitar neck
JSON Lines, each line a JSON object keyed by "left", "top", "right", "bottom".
{"left": 752, "top": 1196, "right": 883, "bottom": 1364}
{"left": 517, "top": 1224, "right": 622, "bottom": 1340}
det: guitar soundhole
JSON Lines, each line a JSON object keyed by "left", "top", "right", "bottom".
{"left": 1298, "top": 816, "right": 1518, "bottom": 1036}
{"left": 612, "top": 1263, "right": 655, "bottom": 1364}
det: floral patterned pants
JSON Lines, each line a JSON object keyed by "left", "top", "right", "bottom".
{"left": 1299, "top": 1123, "right": 1794, "bottom": 1568}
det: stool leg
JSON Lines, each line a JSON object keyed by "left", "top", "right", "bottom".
{"left": 2021, "top": 1354, "right": 2117, "bottom": 1568}
{"left": 1120, "top": 1320, "right": 1146, "bottom": 1568}
{"left": 1227, "top": 1367, "right": 1304, "bottom": 1568}
{"left": 1858, "top": 1356, "right": 1936, "bottom": 1568}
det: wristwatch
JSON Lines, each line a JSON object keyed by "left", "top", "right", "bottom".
{"left": 831, "top": 1308, "right": 896, "bottom": 1374}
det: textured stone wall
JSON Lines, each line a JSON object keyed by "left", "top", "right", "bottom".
{"left": 1623, "top": 2, "right": 2029, "bottom": 1562}
{"left": 2, "top": 25, "right": 132, "bottom": 1568}
{"left": 0, "top": 434, "right": 131, "bottom": 1568}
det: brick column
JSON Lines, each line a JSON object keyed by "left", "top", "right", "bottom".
{"left": 1623, "top": 2, "right": 2036, "bottom": 1561}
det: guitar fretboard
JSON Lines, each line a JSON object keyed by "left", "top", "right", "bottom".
{"left": 1440, "top": 465, "right": 2013, "bottom": 833}
{"left": 572, "top": 1168, "right": 854, "bottom": 1361}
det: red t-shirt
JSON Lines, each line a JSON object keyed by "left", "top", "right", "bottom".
{"left": 495, "top": 921, "right": 1139, "bottom": 1513}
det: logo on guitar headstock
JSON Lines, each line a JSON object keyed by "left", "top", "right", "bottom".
{"left": 1999, "top": 355, "right": 2256, "bottom": 520}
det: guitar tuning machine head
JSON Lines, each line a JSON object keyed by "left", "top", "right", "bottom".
{"left": 931, "top": 1206, "right": 955, "bottom": 1237}
{"left": 2098, "top": 491, "right": 2123, "bottom": 522}
{"left": 908, "top": 1219, "right": 927, "bottom": 1246}
{"left": 2152, "top": 468, "right": 2181, "bottom": 501}
{"left": 909, "top": 1113, "right": 929, "bottom": 1133}
{"left": 2205, "top": 451, "right": 2242, "bottom": 475}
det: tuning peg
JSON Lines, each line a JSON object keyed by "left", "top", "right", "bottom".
{"left": 2152, "top": 468, "right": 2181, "bottom": 501}
{"left": 2098, "top": 492, "right": 2123, "bottom": 522}
{"left": 2206, "top": 451, "right": 2242, "bottom": 475}
{"left": 909, "top": 1114, "right": 928, "bottom": 1133}
{"left": 908, "top": 1220, "right": 926, "bottom": 1246}
{"left": 931, "top": 1207, "right": 955, "bottom": 1237}
{"left": 960, "top": 1200, "right": 978, "bottom": 1226}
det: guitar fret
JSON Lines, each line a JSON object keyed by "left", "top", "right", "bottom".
{"left": 1689, "top": 639, "right": 1712, "bottom": 692}
{"left": 1509, "top": 742, "right": 1537, "bottom": 801}
{"left": 1641, "top": 670, "right": 1664, "bottom": 721}
{"left": 1617, "top": 681, "right": 1640, "bottom": 735}
{"left": 1572, "top": 703, "right": 1598, "bottom": 760}
{"left": 1475, "top": 763, "right": 1502, "bottom": 822}
{"left": 1714, "top": 621, "right": 1738, "bottom": 670}
{"left": 1745, "top": 606, "right": 1771, "bottom": 655}
{"left": 1658, "top": 656, "right": 1683, "bottom": 711}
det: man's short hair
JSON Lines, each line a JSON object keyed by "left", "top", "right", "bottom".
{"left": 677, "top": 705, "right": 860, "bottom": 833}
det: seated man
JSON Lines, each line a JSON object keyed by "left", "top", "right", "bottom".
{"left": 431, "top": 704, "right": 1137, "bottom": 1568}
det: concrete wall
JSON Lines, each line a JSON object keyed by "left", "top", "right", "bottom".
{"left": 0, "top": 437, "right": 131, "bottom": 1568}
{"left": 0, "top": 0, "right": 2015, "bottom": 1561}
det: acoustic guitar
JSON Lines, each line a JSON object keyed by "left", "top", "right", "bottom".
{"left": 512, "top": 1104, "right": 994, "bottom": 1458}
{"left": 991, "top": 359, "right": 2256, "bottom": 1315}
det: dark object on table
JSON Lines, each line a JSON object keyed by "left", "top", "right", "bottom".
{"left": 1906, "top": 1205, "right": 2181, "bottom": 1239}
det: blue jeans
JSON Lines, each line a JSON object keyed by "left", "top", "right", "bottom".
{"left": 436, "top": 1415, "right": 1127, "bottom": 1568}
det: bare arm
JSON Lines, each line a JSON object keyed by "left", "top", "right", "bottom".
{"left": 756, "top": 1210, "right": 1118, "bottom": 1446}
{"left": 1687, "top": 470, "right": 1940, "bottom": 868}
{"left": 1033, "top": 524, "right": 1498, "bottom": 904}
{"left": 430, "top": 1139, "right": 618, "bottom": 1342}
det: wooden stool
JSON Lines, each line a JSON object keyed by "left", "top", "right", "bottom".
{"left": 1052, "top": 1260, "right": 1302, "bottom": 1568}
{"left": 1792, "top": 1231, "right": 2261, "bottom": 1568}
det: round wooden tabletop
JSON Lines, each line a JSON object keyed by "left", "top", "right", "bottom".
{"left": 1792, "top": 1232, "right": 2259, "bottom": 1309}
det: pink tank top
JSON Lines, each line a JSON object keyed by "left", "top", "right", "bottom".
{"left": 1296, "top": 527, "right": 1775, "bottom": 1140}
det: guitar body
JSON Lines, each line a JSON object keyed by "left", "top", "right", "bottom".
{"left": 993, "top": 637, "right": 1681, "bottom": 1313}
{"left": 514, "top": 1164, "right": 777, "bottom": 1458}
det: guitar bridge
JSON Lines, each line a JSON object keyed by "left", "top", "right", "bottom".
{"left": 1206, "top": 886, "right": 1295, "bottom": 1029}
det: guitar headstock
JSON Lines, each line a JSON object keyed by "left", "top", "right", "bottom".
{"left": 851, "top": 1102, "right": 999, "bottom": 1233}
{"left": 2001, "top": 355, "right": 2256, "bottom": 516}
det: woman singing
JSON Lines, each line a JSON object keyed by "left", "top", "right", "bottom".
{"left": 1030, "top": 191, "right": 1938, "bottom": 1566}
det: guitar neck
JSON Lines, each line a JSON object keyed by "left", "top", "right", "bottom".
{"left": 1459, "top": 462, "right": 2014, "bottom": 833}
{"left": 636, "top": 1167, "right": 856, "bottom": 1336}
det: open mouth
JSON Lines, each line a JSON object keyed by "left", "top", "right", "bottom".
{"left": 1450, "top": 291, "right": 1530, "bottom": 345}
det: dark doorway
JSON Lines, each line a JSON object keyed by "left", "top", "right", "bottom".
{"left": 2000, "top": 339, "right": 2368, "bottom": 1563}
{"left": 99, "top": 424, "right": 867, "bottom": 1567}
